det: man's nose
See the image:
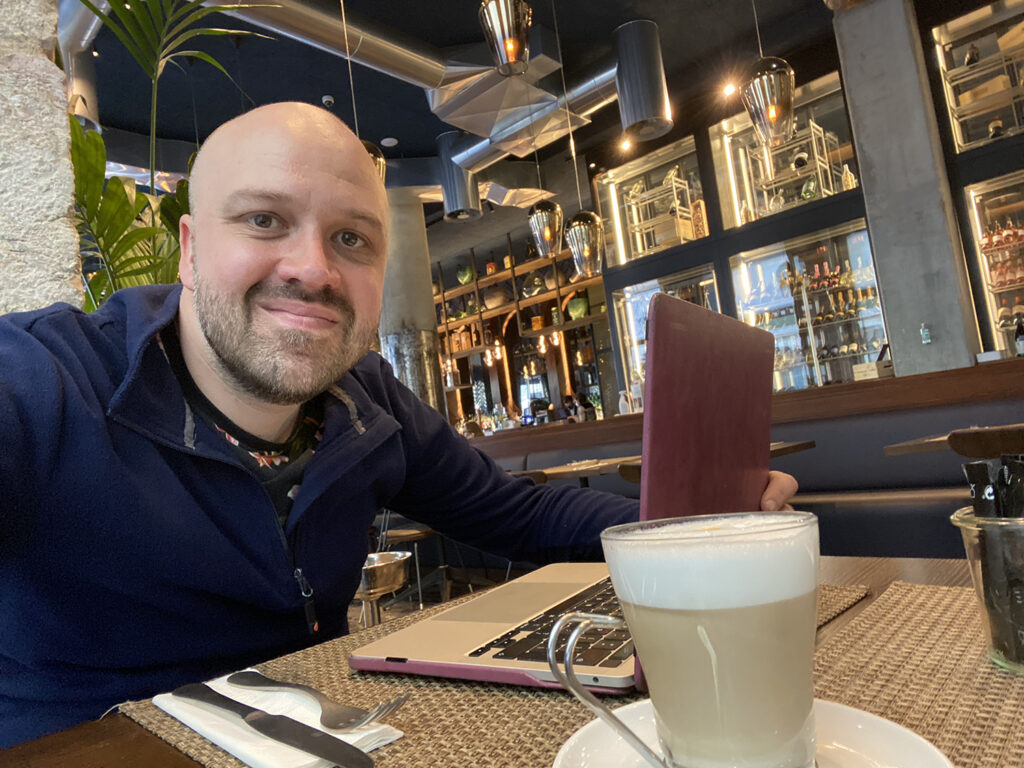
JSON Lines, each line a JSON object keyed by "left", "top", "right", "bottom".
{"left": 276, "top": 230, "right": 343, "bottom": 290}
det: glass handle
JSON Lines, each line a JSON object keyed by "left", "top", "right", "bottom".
{"left": 548, "top": 612, "right": 669, "bottom": 768}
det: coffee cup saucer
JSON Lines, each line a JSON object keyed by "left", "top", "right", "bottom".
{"left": 553, "top": 698, "right": 952, "bottom": 768}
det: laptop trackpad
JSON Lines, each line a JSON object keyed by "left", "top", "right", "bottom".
{"left": 433, "top": 583, "right": 570, "bottom": 623}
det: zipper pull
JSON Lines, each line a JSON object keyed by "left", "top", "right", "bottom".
{"left": 293, "top": 568, "right": 319, "bottom": 635}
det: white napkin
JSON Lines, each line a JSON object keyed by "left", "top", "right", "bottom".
{"left": 153, "top": 669, "right": 403, "bottom": 768}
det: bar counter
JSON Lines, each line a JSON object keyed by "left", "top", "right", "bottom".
{"left": 472, "top": 357, "right": 1024, "bottom": 460}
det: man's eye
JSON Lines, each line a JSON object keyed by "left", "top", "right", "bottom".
{"left": 248, "top": 213, "right": 278, "bottom": 229}
{"left": 337, "top": 230, "right": 367, "bottom": 248}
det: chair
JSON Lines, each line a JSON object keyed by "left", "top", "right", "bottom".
{"left": 375, "top": 510, "right": 452, "bottom": 610}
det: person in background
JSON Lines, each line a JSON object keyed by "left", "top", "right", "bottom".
{"left": 0, "top": 102, "right": 798, "bottom": 746}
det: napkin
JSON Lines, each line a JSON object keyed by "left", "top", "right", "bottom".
{"left": 153, "top": 669, "right": 403, "bottom": 768}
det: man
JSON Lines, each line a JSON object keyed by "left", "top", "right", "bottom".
{"left": 0, "top": 103, "right": 796, "bottom": 746}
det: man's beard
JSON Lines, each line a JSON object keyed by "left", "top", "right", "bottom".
{"left": 192, "top": 267, "right": 375, "bottom": 405}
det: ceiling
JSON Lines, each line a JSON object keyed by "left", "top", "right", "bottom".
{"left": 90, "top": 0, "right": 838, "bottom": 164}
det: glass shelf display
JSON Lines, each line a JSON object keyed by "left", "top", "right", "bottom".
{"left": 933, "top": 1, "right": 1024, "bottom": 153}
{"left": 729, "top": 219, "right": 889, "bottom": 392}
{"left": 594, "top": 136, "right": 708, "bottom": 268}
{"left": 964, "top": 168, "right": 1024, "bottom": 352}
{"left": 611, "top": 264, "right": 719, "bottom": 411}
{"left": 710, "top": 72, "right": 858, "bottom": 230}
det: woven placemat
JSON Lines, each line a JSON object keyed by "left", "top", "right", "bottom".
{"left": 815, "top": 581, "right": 1024, "bottom": 768}
{"left": 119, "top": 583, "right": 868, "bottom": 768}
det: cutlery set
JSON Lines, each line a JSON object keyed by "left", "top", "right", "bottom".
{"left": 172, "top": 671, "right": 409, "bottom": 768}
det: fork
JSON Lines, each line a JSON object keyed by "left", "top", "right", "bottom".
{"left": 226, "top": 670, "right": 409, "bottom": 731}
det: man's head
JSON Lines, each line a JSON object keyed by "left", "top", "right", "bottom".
{"left": 178, "top": 102, "right": 388, "bottom": 406}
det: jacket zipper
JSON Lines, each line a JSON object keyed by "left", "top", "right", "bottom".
{"left": 293, "top": 567, "right": 319, "bottom": 635}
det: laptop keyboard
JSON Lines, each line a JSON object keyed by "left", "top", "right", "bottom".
{"left": 468, "top": 578, "right": 634, "bottom": 667}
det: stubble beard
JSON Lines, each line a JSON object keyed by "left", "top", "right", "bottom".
{"left": 192, "top": 264, "right": 376, "bottom": 405}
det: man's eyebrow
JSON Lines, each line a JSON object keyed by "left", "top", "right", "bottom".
{"left": 221, "top": 189, "right": 294, "bottom": 210}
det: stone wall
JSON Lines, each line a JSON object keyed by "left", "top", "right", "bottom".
{"left": 0, "top": 0, "right": 81, "bottom": 314}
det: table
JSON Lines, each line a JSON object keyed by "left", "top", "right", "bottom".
{"left": 541, "top": 440, "right": 817, "bottom": 487}
{"left": 2, "top": 556, "right": 969, "bottom": 768}
{"left": 884, "top": 422, "right": 1024, "bottom": 458}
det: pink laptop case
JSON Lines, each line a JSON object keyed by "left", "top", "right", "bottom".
{"left": 640, "top": 292, "right": 775, "bottom": 519}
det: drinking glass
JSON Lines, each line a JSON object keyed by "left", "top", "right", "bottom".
{"left": 549, "top": 512, "right": 819, "bottom": 768}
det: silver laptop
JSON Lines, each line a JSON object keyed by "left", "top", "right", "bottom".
{"left": 348, "top": 294, "right": 774, "bottom": 691}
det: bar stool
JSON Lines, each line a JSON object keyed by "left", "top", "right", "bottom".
{"left": 376, "top": 510, "right": 453, "bottom": 610}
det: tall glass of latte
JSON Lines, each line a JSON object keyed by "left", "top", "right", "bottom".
{"left": 550, "top": 512, "right": 819, "bottom": 768}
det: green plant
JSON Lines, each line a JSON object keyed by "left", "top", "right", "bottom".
{"left": 77, "top": 0, "right": 270, "bottom": 199}
{"left": 70, "top": 115, "right": 185, "bottom": 311}
{"left": 71, "top": 0, "right": 270, "bottom": 308}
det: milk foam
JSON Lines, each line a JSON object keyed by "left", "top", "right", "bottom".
{"left": 602, "top": 514, "right": 818, "bottom": 610}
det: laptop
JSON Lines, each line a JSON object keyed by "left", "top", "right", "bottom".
{"left": 348, "top": 293, "right": 775, "bottom": 691}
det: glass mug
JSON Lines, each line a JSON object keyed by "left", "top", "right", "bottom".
{"left": 549, "top": 512, "right": 820, "bottom": 768}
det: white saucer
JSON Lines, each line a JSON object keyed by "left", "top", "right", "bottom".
{"left": 553, "top": 698, "right": 952, "bottom": 768}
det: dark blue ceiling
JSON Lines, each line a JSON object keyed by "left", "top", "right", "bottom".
{"left": 91, "top": 0, "right": 838, "bottom": 161}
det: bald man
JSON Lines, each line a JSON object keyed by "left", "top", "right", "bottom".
{"left": 0, "top": 103, "right": 796, "bottom": 746}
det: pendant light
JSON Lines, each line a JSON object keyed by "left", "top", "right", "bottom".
{"left": 740, "top": 0, "right": 795, "bottom": 147}
{"left": 550, "top": 0, "right": 604, "bottom": 278}
{"left": 479, "top": 0, "right": 532, "bottom": 76}
{"left": 565, "top": 211, "right": 605, "bottom": 278}
{"left": 340, "top": 0, "right": 386, "bottom": 181}
{"left": 528, "top": 200, "right": 563, "bottom": 258}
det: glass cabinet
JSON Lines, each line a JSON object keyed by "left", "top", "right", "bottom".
{"left": 710, "top": 73, "right": 858, "bottom": 230}
{"left": 933, "top": 1, "right": 1024, "bottom": 153}
{"left": 964, "top": 168, "right": 1024, "bottom": 353}
{"left": 611, "top": 264, "right": 720, "bottom": 410}
{"left": 594, "top": 136, "right": 708, "bottom": 268}
{"left": 729, "top": 220, "right": 889, "bottom": 392}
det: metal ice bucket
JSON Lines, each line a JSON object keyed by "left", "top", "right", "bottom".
{"left": 355, "top": 551, "right": 411, "bottom": 626}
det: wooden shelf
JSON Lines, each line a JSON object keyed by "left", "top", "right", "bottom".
{"left": 439, "top": 282, "right": 477, "bottom": 300}
{"left": 481, "top": 304, "right": 516, "bottom": 320}
{"left": 477, "top": 269, "right": 515, "bottom": 289}
{"left": 519, "top": 310, "right": 608, "bottom": 338}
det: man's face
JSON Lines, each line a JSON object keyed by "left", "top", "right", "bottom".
{"left": 179, "top": 112, "right": 388, "bottom": 405}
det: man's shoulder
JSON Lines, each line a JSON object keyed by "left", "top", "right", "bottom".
{"left": 0, "top": 285, "right": 179, "bottom": 378}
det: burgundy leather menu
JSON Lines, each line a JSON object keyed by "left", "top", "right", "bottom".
{"left": 639, "top": 293, "right": 775, "bottom": 521}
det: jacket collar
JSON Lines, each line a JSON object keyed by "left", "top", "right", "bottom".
{"left": 105, "top": 285, "right": 390, "bottom": 456}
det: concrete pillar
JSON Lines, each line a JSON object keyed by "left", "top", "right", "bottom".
{"left": 0, "top": 0, "right": 81, "bottom": 313}
{"left": 379, "top": 187, "right": 445, "bottom": 412}
{"left": 833, "top": 0, "right": 979, "bottom": 375}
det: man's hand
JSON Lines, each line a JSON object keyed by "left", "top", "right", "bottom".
{"left": 760, "top": 470, "right": 798, "bottom": 512}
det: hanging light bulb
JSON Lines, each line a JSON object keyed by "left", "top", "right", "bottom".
{"left": 484, "top": 349, "right": 494, "bottom": 367}
{"left": 565, "top": 211, "right": 605, "bottom": 278}
{"left": 528, "top": 200, "right": 563, "bottom": 258}
{"left": 741, "top": 56, "right": 795, "bottom": 147}
{"left": 740, "top": 0, "right": 795, "bottom": 148}
{"left": 479, "top": 0, "right": 532, "bottom": 76}
{"left": 494, "top": 339, "right": 503, "bottom": 360}
{"left": 361, "top": 139, "right": 386, "bottom": 183}
{"left": 538, "top": 335, "right": 547, "bottom": 354}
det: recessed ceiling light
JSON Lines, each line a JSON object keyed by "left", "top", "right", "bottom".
{"left": 380, "top": 137, "right": 398, "bottom": 148}
{"left": 723, "top": 82, "right": 737, "bottom": 97}
{"left": 588, "top": 162, "right": 596, "bottom": 169}
{"left": 619, "top": 138, "right": 632, "bottom": 151}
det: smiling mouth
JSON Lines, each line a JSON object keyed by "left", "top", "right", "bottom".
{"left": 260, "top": 301, "right": 342, "bottom": 331}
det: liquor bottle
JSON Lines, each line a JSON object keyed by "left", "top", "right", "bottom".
{"left": 846, "top": 288, "right": 859, "bottom": 317}
{"left": 808, "top": 263, "right": 822, "bottom": 292}
{"left": 811, "top": 296, "right": 824, "bottom": 325}
{"left": 992, "top": 224, "right": 1004, "bottom": 248}
{"left": 1004, "top": 218, "right": 1017, "bottom": 245}
{"left": 840, "top": 259, "right": 853, "bottom": 289}
{"left": 778, "top": 265, "right": 791, "bottom": 294}
{"left": 1016, "top": 313, "right": 1024, "bottom": 357}
{"left": 980, "top": 226, "right": 992, "bottom": 250}
{"left": 823, "top": 293, "right": 837, "bottom": 323}
{"left": 750, "top": 264, "right": 767, "bottom": 304}
{"left": 1015, "top": 259, "right": 1024, "bottom": 285}
{"left": 821, "top": 262, "right": 833, "bottom": 291}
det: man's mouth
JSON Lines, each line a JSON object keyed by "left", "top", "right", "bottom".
{"left": 258, "top": 299, "right": 342, "bottom": 331}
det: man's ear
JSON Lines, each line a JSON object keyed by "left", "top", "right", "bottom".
{"left": 179, "top": 214, "right": 196, "bottom": 290}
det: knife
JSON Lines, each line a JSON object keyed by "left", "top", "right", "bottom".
{"left": 172, "top": 682, "right": 374, "bottom": 768}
